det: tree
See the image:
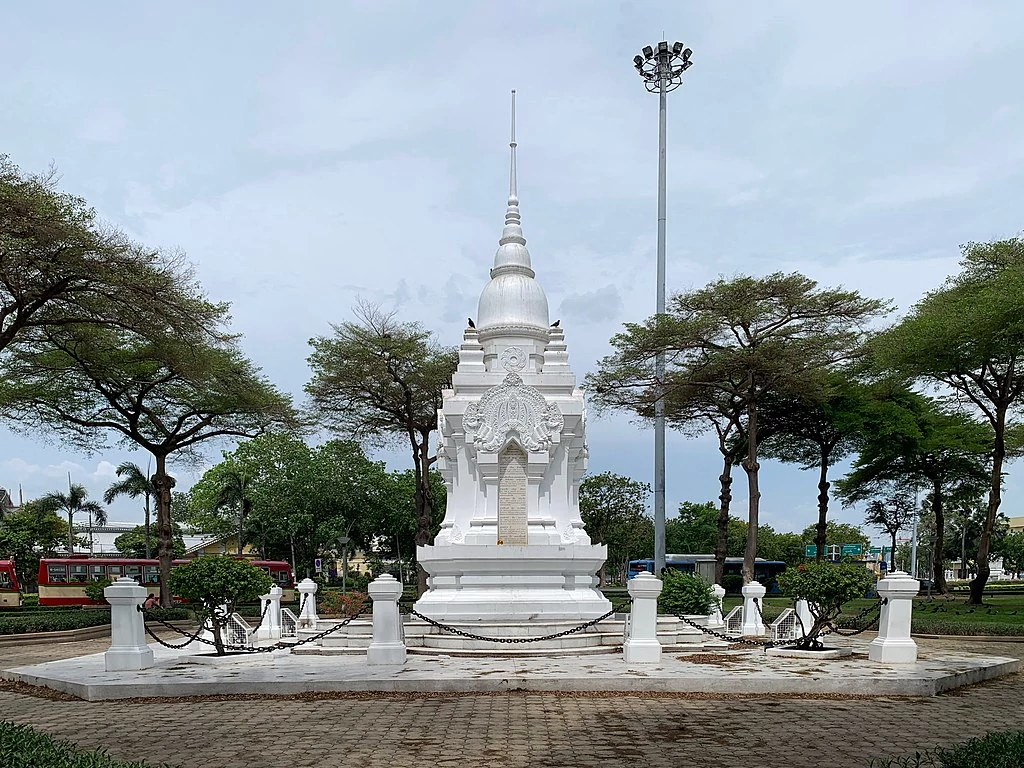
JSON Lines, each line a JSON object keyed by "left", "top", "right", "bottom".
{"left": 778, "top": 561, "right": 875, "bottom": 649}
{"left": 0, "top": 323, "right": 298, "bottom": 606}
{"left": 862, "top": 488, "right": 916, "bottom": 571}
{"left": 185, "top": 434, "right": 400, "bottom": 579}
{"left": 213, "top": 467, "right": 252, "bottom": 557}
{"left": 799, "top": 521, "right": 870, "bottom": 551}
{"left": 103, "top": 462, "right": 156, "bottom": 559}
{"left": 306, "top": 302, "right": 458, "bottom": 595}
{"left": 578, "top": 472, "right": 652, "bottom": 585}
{"left": 36, "top": 483, "right": 106, "bottom": 554}
{"left": 590, "top": 273, "right": 888, "bottom": 582}
{"left": 1002, "top": 531, "right": 1024, "bottom": 579}
{"left": 872, "top": 237, "right": 1024, "bottom": 603}
{"left": 168, "top": 557, "right": 272, "bottom": 656}
{"left": 0, "top": 501, "right": 75, "bottom": 590}
{"left": 834, "top": 384, "right": 989, "bottom": 594}
{"left": 114, "top": 523, "right": 185, "bottom": 558}
{"left": 758, "top": 373, "right": 868, "bottom": 561}
{"left": 0, "top": 156, "right": 219, "bottom": 360}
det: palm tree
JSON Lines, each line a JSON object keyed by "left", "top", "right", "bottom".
{"left": 38, "top": 483, "right": 107, "bottom": 554}
{"left": 104, "top": 461, "right": 156, "bottom": 559}
{"left": 215, "top": 467, "right": 252, "bottom": 556}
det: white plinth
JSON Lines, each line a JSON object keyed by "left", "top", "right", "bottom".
{"left": 414, "top": 543, "right": 612, "bottom": 621}
{"left": 623, "top": 572, "right": 662, "bottom": 664}
{"left": 367, "top": 574, "right": 407, "bottom": 666}
{"left": 869, "top": 571, "right": 920, "bottom": 665}
{"left": 740, "top": 581, "right": 767, "bottom": 637}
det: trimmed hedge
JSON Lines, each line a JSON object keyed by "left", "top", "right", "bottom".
{"left": 0, "top": 722, "right": 169, "bottom": 767}
{"left": 0, "top": 607, "right": 191, "bottom": 635}
{"left": 870, "top": 729, "right": 1024, "bottom": 767}
{"left": 911, "top": 618, "right": 1024, "bottom": 636}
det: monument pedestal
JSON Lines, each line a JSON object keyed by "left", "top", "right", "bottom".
{"left": 414, "top": 543, "right": 612, "bottom": 621}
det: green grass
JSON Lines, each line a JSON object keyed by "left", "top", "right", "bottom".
{"left": 719, "top": 594, "right": 1024, "bottom": 635}
{"left": 0, "top": 722, "right": 172, "bottom": 767}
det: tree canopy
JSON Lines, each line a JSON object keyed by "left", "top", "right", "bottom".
{"left": 0, "top": 322, "right": 298, "bottom": 605}
{"left": 578, "top": 472, "right": 652, "bottom": 585}
{"left": 306, "top": 302, "right": 457, "bottom": 594}
{"left": 590, "top": 272, "right": 888, "bottom": 582}
{"left": 872, "top": 237, "right": 1024, "bottom": 602}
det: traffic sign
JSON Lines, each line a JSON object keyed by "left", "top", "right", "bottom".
{"left": 868, "top": 547, "right": 882, "bottom": 555}
{"left": 840, "top": 544, "right": 863, "bottom": 556}
{"left": 804, "top": 545, "right": 819, "bottom": 558}
{"left": 314, "top": 558, "right": 323, "bottom": 574}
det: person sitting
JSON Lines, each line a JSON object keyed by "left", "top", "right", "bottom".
{"left": 143, "top": 594, "right": 159, "bottom": 610}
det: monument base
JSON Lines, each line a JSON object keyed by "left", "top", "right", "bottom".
{"left": 414, "top": 543, "right": 612, "bottom": 621}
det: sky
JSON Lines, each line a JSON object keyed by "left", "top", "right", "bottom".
{"left": 1, "top": 1, "right": 1022, "bottom": 542}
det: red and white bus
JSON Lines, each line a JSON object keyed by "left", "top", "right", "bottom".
{"left": 0, "top": 559, "right": 20, "bottom": 608}
{"left": 37, "top": 557, "right": 296, "bottom": 606}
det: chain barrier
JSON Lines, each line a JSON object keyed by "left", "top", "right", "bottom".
{"left": 406, "top": 603, "right": 630, "bottom": 644}
{"left": 672, "top": 596, "right": 887, "bottom": 650}
{"left": 139, "top": 596, "right": 365, "bottom": 654}
{"left": 821, "top": 598, "right": 886, "bottom": 638}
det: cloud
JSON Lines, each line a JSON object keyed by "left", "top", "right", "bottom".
{"left": 559, "top": 284, "right": 623, "bottom": 324}
{"left": 78, "top": 105, "right": 127, "bottom": 144}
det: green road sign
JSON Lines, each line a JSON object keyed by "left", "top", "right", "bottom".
{"left": 841, "top": 544, "right": 864, "bottom": 556}
{"left": 804, "top": 545, "right": 819, "bottom": 558}
{"left": 868, "top": 547, "right": 882, "bottom": 555}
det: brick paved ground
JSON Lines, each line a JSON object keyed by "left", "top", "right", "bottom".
{"left": 2, "top": 637, "right": 1022, "bottom": 768}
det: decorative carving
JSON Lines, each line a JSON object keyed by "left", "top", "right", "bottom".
{"left": 500, "top": 346, "right": 527, "bottom": 372}
{"left": 463, "top": 372, "right": 563, "bottom": 453}
{"left": 450, "top": 523, "right": 465, "bottom": 544}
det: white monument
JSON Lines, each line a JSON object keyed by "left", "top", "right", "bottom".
{"left": 413, "top": 92, "right": 612, "bottom": 622}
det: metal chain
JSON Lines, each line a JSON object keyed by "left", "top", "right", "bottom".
{"left": 821, "top": 598, "right": 886, "bottom": 637}
{"left": 139, "top": 595, "right": 365, "bottom": 654}
{"left": 673, "top": 612, "right": 796, "bottom": 649}
{"left": 406, "top": 603, "right": 629, "bottom": 644}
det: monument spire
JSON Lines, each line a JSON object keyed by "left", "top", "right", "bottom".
{"left": 499, "top": 89, "right": 526, "bottom": 249}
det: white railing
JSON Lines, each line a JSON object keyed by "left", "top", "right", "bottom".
{"left": 723, "top": 606, "right": 743, "bottom": 636}
{"left": 226, "top": 613, "right": 255, "bottom": 647}
{"left": 769, "top": 607, "right": 798, "bottom": 643}
{"left": 281, "top": 608, "right": 298, "bottom": 638}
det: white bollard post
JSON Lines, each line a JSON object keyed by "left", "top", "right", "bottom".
{"left": 255, "top": 585, "right": 283, "bottom": 640}
{"left": 104, "top": 577, "right": 154, "bottom": 671}
{"left": 795, "top": 599, "right": 814, "bottom": 639}
{"left": 869, "top": 571, "right": 920, "bottom": 664}
{"left": 740, "top": 581, "right": 767, "bottom": 637}
{"left": 367, "top": 574, "right": 406, "bottom": 665}
{"left": 707, "top": 584, "right": 726, "bottom": 628}
{"left": 296, "top": 578, "right": 319, "bottom": 629}
{"left": 624, "top": 571, "right": 663, "bottom": 663}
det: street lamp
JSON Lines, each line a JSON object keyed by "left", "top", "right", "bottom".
{"left": 633, "top": 40, "right": 693, "bottom": 576}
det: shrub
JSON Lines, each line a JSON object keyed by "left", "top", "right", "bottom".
{"left": 84, "top": 577, "right": 113, "bottom": 604}
{"left": 777, "top": 561, "right": 875, "bottom": 648}
{"left": 0, "top": 722, "right": 164, "bottom": 767}
{"left": 657, "top": 570, "right": 719, "bottom": 616}
{"left": 318, "top": 590, "right": 369, "bottom": 617}
{"left": 168, "top": 556, "right": 272, "bottom": 655}
{"left": 0, "top": 610, "right": 111, "bottom": 635}
{"left": 721, "top": 574, "right": 744, "bottom": 594}
{"left": 869, "top": 729, "right": 1024, "bottom": 768}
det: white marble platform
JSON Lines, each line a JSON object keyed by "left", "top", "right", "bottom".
{"left": 1, "top": 639, "right": 1018, "bottom": 701}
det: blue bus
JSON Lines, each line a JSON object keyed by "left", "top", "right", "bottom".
{"left": 627, "top": 555, "right": 787, "bottom": 593}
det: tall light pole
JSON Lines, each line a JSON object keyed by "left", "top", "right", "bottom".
{"left": 633, "top": 41, "right": 693, "bottom": 575}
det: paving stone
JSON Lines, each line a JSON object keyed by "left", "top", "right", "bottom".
{"left": 1, "top": 637, "right": 1023, "bottom": 767}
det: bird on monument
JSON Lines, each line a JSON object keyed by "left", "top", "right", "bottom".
{"left": 467, "top": 317, "right": 476, "bottom": 329}
{"left": 550, "top": 320, "right": 560, "bottom": 327}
